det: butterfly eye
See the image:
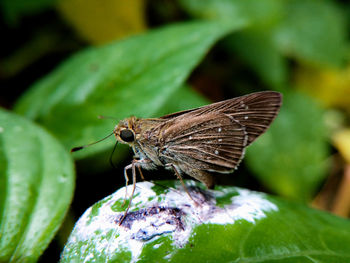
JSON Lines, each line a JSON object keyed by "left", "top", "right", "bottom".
{"left": 120, "top": 129, "right": 135, "bottom": 142}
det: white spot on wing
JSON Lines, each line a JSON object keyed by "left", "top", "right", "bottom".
{"left": 218, "top": 128, "right": 222, "bottom": 132}
{"left": 244, "top": 116, "right": 248, "bottom": 120}
{"left": 218, "top": 139, "right": 222, "bottom": 142}
{"left": 215, "top": 150, "right": 219, "bottom": 155}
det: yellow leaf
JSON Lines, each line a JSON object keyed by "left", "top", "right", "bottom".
{"left": 295, "top": 65, "right": 350, "bottom": 112}
{"left": 57, "top": 0, "right": 146, "bottom": 45}
{"left": 333, "top": 129, "right": 350, "bottom": 163}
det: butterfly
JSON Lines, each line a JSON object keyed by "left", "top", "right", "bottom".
{"left": 73, "top": 91, "right": 282, "bottom": 223}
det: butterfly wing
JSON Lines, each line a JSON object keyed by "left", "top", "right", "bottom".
{"left": 161, "top": 91, "right": 282, "bottom": 146}
{"left": 159, "top": 113, "right": 247, "bottom": 173}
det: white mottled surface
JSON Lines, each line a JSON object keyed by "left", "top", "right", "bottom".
{"left": 62, "top": 182, "right": 278, "bottom": 262}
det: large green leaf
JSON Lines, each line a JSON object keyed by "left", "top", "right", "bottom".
{"left": 225, "top": 30, "right": 288, "bottom": 89}
{"left": 157, "top": 84, "right": 209, "bottom": 116}
{"left": 178, "top": 0, "right": 287, "bottom": 88}
{"left": 180, "top": 0, "right": 347, "bottom": 76}
{"left": 274, "top": 0, "right": 346, "bottom": 67}
{"left": 179, "top": 0, "right": 283, "bottom": 27}
{"left": 61, "top": 181, "right": 350, "bottom": 262}
{"left": 245, "top": 91, "right": 329, "bottom": 202}
{"left": 15, "top": 21, "right": 244, "bottom": 159}
{"left": 0, "top": 109, "right": 75, "bottom": 262}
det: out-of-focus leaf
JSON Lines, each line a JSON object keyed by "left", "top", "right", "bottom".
{"left": 61, "top": 181, "right": 350, "bottom": 262}
{"left": 57, "top": 0, "right": 146, "bottom": 44}
{"left": 0, "top": 0, "right": 56, "bottom": 24}
{"left": 157, "top": 84, "right": 209, "bottom": 116}
{"left": 295, "top": 65, "right": 350, "bottom": 112}
{"left": 179, "top": 0, "right": 283, "bottom": 27}
{"left": 225, "top": 29, "right": 288, "bottom": 88}
{"left": 245, "top": 91, "right": 329, "bottom": 202}
{"left": 180, "top": 0, "right": 288, "bottom": 88}
{"left": 0, "top": 109, "right": 74, "bottom": 262}
{"left": 274, "top": 0, "right": 346, "bottom": 67}
{"left": 15, "top": 21, "right": 245, "bottom": 159}
{"left": 333, "top": 129, "right": 350, "bottom": 164}
{"left": 180, "top": 0, "right": 347, "bottom": 76}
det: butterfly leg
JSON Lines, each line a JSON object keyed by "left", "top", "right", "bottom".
{"left": 119, "top": 159, "right": 138, "bottom": 225}
{"left": 136, "top": 159, "right": 153, "bottom": 181}
{"left": 122, "top": 163, "right": 132, "bottom": 207}
{"left": 165, "top": 163, "right": 198, "bottom": 205}
{"left": 119, "top": 159, "right": 153, "bottom": 225}
{"left": 122, "top": 158, "right": 151, "bottom": 206}
{"left": 137, "top": 165, "right": 145, "bottom": 181}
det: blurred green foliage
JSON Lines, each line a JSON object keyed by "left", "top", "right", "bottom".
{"left": 180, "top": 0, "right": 347, "bottom": 67}
{"left": 1, "top": 0, "right": 350, "bottom": 261}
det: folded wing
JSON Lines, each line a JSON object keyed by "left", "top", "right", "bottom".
{"left": 161, "top": 91, "right": 282, "bottom": 146}
{"left": 159, "top": 113, "right": 247, "bottom": 173}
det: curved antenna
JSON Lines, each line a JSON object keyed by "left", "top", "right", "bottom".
{"left": 71, "top": 131, "right": 115, "bottom": 152}
{"left": 109, "top": 141, "right": 119, "bottom": 169}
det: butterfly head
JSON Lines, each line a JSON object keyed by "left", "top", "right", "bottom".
{"left": 114, "top": 117, "right": 137, "bottom": 144}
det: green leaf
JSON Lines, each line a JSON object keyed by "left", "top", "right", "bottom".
{"left": 179, "top": 0, "right": 283, "bottom": 27}
{"left": 0, "top": 108, "right": 75, "bottom": 262}
{"left": 157, "top": 84, "right": 210, "bottom": 116}
{"left": 180, "top": 0, "right": 288, "bottom": 88}
{"left": 225, "top": 30, "right": 288, "bottom": 89}
{"left": 245, "top": 91, "right": 329, "bottom": 202}
{"left": 274, "top": 0, "right": 347, "bottom": 67}
{"left": 61, "top": 181, "right": 350, "bottom": 262}
{"left": 180, "top": 0, "right": 347, "bottom": 68}
{"left": 14, "top": 21, "right": 244, "bottom": 160}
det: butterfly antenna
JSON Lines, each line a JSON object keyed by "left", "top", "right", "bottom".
{"left": 109, "top": 141, "right": 119, "bottom": 169}
{"left": 71, "top": 131, "right": 115, "bottom": 152}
